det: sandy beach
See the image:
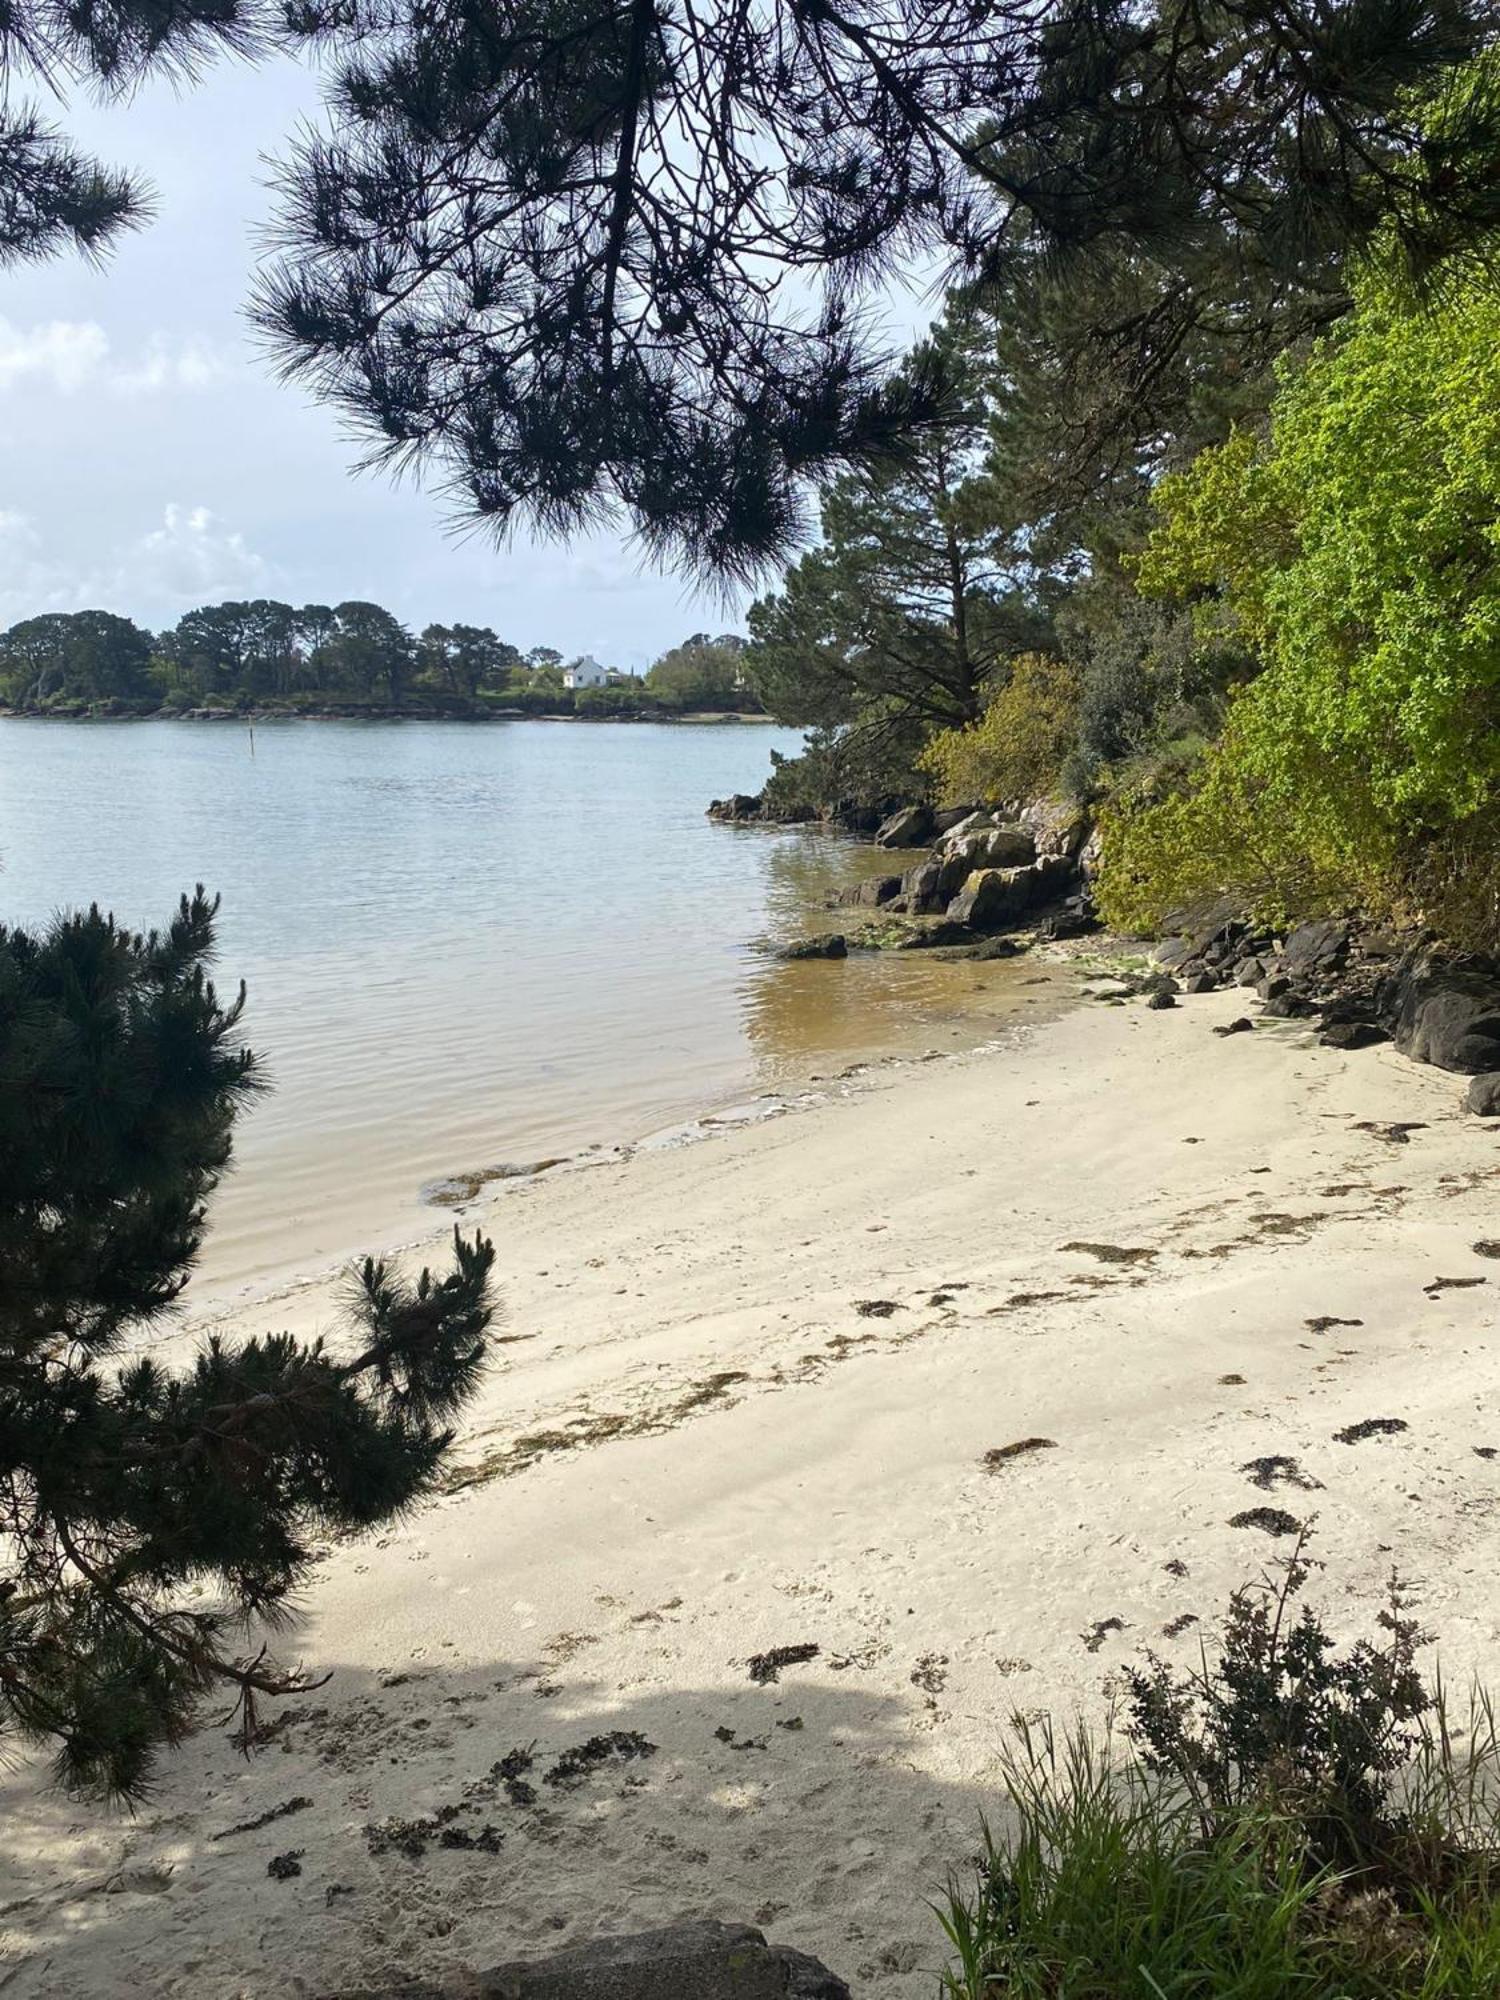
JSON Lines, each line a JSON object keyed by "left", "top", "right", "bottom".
{"left": 4, "top": 971, "right": 1499, "bottom": 1999}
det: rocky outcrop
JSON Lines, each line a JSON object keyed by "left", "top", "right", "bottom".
{"left": 1145, "top": 910, "right": 1500, "bottom": 1112}
{"left": 706, "top": 793, "right": 906, "bottom": 834}
{"left": 873, "top": 803, "right": 934, "bottom": 848}
{"left": 708, "top": 792, "right": 777, "bottom": 823}
{"left": 1383, "top": 957, "right": 1500, "bottom": 1074}
{"left": 939, "top": 823, "right": 1037, "bottom": 885}
{"left": 945, "top": 855, "right": 1076, "bottom": 932}
{"left": 338, "top": 1920, "right": 851, "bottom": 2000}
{"left": 1281, "top": 917, "right": 1352, "bottom": 981}
{"left": 1018, "top": 797, "right": 1091, "bottom": 864}
{"left": 878, "top": 809, "right": 1084, "bottom": 931}
{"left": 707, "top": 793, "right": 817, "bottom": 825}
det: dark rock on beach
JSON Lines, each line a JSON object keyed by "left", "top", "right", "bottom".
{"left": 1385, "top": 957, "right": 1500, "bottom": 1074}
{"left": 1038, "top": 890, "right": 1100, "bottom": 940}
{"left": 1281, "top": 918, "right": 1352, "bottom": 980}
{"left": 1319, "top": 1020, "right": 1390, "bottom": 1051}
{"left": 1262, "top": 990, "right": 1318, "bottom": 1020}
{"left": 891, "top": 919, "right": 977, "bottom": 949}
{"left": 1466, "top": 1072, "right": 1500, "bottom": 1116}
{"left": 337, "top": 1921, "right": 852, "bottom": 2000}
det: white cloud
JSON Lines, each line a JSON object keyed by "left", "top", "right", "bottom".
{"left": 0, "top": 317, "right": 236, "bottom": 399}
{"left": 114, "top": 335, "right": 236, "bottom": 397}
{"left": 123, "top": 504, "right": 270, "bottom": 605}
{"left": 0, "top": 320, "right": 111, "bottom": 396}
{"left": 0, "top": 505, "right": 273, "bottom": 629}
{"left": 0, "top": 511, "right": 78, "bottom": 623}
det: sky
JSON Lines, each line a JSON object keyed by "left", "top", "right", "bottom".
{"left": 0, "top": 53, "right": 939, "bottom": 671}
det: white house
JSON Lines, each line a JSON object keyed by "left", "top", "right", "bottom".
{"left": 562, "top": 654, "right": 610, "bottom": 690}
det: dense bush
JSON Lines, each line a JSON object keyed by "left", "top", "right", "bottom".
{"left": 942, "top": 1543, "right": 1500, "bottom": 1997}
{"left": 760, "top": 720, "right": 930, "bottom": 818}
{"left": 921, "top": 654, "right": 1082, "bottom": 808}
{"left": 1099, "top": 272, "right": 1500, "bottom": 943}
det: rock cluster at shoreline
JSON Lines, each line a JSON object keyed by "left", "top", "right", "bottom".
{"left": 705, "top": 792, "right": 906, "bottom": 835}
{"left": 733, "top": 787, "right": 1500, "bottom": 1120}
{"left": 1142, "top": 904, "right": 1500, "bottom": 1113}
{"left": 757, "top": 797, "right": 1099, "bottom": 960}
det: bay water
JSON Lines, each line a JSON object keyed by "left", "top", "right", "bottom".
{"left": 0, "top": 718, "right": 1048, "bottom": 1298}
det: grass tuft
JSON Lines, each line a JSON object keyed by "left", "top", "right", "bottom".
{"left": 939, "top": 1536, "right": 1500, "bottom": 1996}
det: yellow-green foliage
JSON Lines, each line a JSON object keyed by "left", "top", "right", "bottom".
{"left": 922, "top": 654, "right": 1082, "bottom": 806}
{"left": 1099, "top": 271, "right": 1500, "bottom": 942}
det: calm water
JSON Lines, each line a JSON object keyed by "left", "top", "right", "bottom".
{"left": 0, "top": 719, "right": 1048, "bottom": 1297}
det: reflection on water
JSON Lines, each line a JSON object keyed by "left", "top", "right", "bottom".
{"left": 743, "top": 838, "right": 1063, "bottom": 1076}
{"left": 0, "top": 719, "right": 1059, "bottom": 1298}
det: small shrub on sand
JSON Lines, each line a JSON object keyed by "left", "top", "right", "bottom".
{"left": 940, "top": 1538, "right": 1500, "bottom": 1996}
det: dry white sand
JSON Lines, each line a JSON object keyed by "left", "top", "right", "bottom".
{"left": 4, "top": 976, "right": 1499, "bottom": 1998}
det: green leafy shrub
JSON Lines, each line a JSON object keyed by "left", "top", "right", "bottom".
{"left": 921, "top": 654, "right": 1082, "bottom": 807}
{"left": 941, "top": 1543, "right": 1500, "bottom": 1998}
{"left": 1099, "top": 272, "right": 1500, "bottom": 944}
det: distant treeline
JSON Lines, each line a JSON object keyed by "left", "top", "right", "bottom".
{"left": 0, "top": 603, "right": 761, "bottom": 717}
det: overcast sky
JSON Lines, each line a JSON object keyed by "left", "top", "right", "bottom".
{"left": 0, "top": 53, "right": 937, "bottom": 669}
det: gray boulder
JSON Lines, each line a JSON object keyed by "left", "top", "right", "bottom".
{"left": 1018, "top": 796, "right": 1091, "bottom": 860}
{"left": 1466, "top": 1072, "right": 1500, "bottom": 1116}
{"left": 339, "top": 1920, "right": 850, "bottom": 2000}
{"left": 945, "top": 824, "right": 1036, "bottom": 873}
{"left": 779, "top": 934, "right": 848, "bottom": 960}
{"left": 1388, "top": 964, "right": 1500, "bottom": 1073}
{"left": 1281, "top": 918, "right": 1352, "bottom": 980}
{"left": 945, "top": 856, "right": 1074, "bottom": 932}
{"left": 842, "top": 874, "right": 902, "bottom": 908}
{"left": 874, "top": 804, "right": 933, "bottom": 849}
{"left": 947, "top": 868, "right": 1026, "bottom": 930}
{"left": 934, "top": 827, "right": 1036, "bottom": 900}
{"left": 900, "top": 857, "right": 947, "bottom": 914}
{"left": 1153, "top": 937, "right": 1198, "bottom": 972}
